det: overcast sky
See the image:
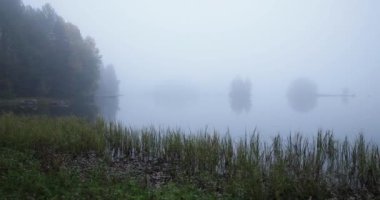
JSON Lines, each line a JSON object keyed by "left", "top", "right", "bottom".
{"left": 22, "top": 0, "right": 380, "bottom": 90}
{"left": 22, "top": 0, "right": 380, "bottom": 137}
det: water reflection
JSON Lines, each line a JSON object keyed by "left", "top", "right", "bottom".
{"left": 0, "top": 63, "right": 120, "bottom": 122}
{"left": 95, "top": 96, "right": 119, "bottom": 121}
{"left": 95, "top": 64, "right": 120, "bottom": 121}
{"left": 0, "top": 98, "right": 100, "bottom": 120}
{"left": 287, "top": 78, "right": 318, "bottom": 112}
{"left": 287, "top": 78, "right": 355, "bottom": 112}
{"left": 229, "top": 77, "right": 252, "bottom": 114}
{"left": 116, "top": 77, "right": 379, "bottom": 139}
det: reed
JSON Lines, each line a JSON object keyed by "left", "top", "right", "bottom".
{"left": 1, "top": 113, "right": 379, "bottom": 199}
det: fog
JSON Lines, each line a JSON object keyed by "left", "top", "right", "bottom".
{"left": 23, "top": 0, "right": 380, "bottom": 139}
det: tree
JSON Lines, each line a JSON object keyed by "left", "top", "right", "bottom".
{"left": 95, "top": 64, "right": 120, "bottom": 121}
{"left": 0, "top": 2, "right": 102, "bottom": 102}
{"left": 229, "top": 77, "right": 252, "bottom": 114}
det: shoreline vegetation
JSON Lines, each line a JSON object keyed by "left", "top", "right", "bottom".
{"left": 0, "top": 114, "right": 379, "bottom": 199}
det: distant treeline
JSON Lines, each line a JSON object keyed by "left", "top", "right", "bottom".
{"left": 95, "top": 64, "right": 119, "bottom": 121}
{"left": 0, "top": 0, "right": 117, "bottom": 103}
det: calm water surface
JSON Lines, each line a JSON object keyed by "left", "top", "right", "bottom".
{"left": 115, "top": 81, "right": 380, "bottom": 141}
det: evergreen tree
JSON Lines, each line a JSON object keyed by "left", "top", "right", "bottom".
{"left": 0, "top": 1, "right": 101, "bottom": 102}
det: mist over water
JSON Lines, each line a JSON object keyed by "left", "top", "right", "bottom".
{"left": 229, "top": 77, "right": 252, "bottom": 114}
{"left": 23, "top": 0, "right": 380, "bottom": 140}
{"left": 116, "top": 77, "right": 380, "bottom": 141}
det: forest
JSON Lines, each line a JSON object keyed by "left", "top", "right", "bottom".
{"left": 0, "top": 0, "right": 118, "bottom": 119}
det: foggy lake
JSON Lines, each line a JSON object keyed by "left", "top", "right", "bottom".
{"left": 22, "top": 0, "right": 380, "bottom": 141}
{"left": 4, "top": 1, "right": 380, "bottom": 198}
{"left": 115, "top": 76, "right": 380, "bottom": 141}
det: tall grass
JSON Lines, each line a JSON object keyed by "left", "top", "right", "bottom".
{"left": 0, "top": 114, "right": 106, "bottom": 155}
{"left": 1, "top": 113, "right": 379, "bottom": 199}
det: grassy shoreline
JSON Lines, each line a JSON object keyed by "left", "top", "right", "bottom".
{"left": 0, "top": 114, "right": 379, "bottom": 199}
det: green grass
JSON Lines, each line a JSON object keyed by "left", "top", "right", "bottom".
{"left": 0, "top": 113, "right": 379, "bottom": 199}
{"left": 0, "top": 147, "right": 213, "bottom": 199}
